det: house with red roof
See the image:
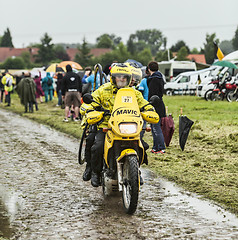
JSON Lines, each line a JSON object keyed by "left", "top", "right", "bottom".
{"left": 0, "top": 47, "right": 112, "bottom": 63}
{"left": 0, "top": 47, "right": 38, "bottom": 62}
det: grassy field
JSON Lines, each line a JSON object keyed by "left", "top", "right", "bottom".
{"left": 1, "top": 93, "right": 238, "bottom": 215}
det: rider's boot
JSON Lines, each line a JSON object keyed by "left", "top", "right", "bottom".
{"left": 83, "top": 163, "right": 91, "bottom": 181}
{"left": 91, "top": 171, "right": 100, "bottom": 187}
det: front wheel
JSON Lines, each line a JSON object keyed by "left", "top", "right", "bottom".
{"left": 78, "top": 123, "right": 88, "bottom": 165}
{"left": 204, "top": 89, "right": 213, "bottom": 101}
{"left": 122, "top": 155, "right": 139, "bottom": 215}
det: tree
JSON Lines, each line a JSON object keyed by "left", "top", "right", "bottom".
{"left": 127, "top": 29, "right": 166, "bottom": 55}
{"left": 1, "top": 57, "right": 25, "bottom": 69}
{"left": 96, "top": 34, "right": 113, "bottom": 48}
{"left": 54, "top": 45, "right": 70, "bottom": 61}
{"left": 202, "top": 33, "right": 219, "bottom": 64}
{"left": 21, "top": 51, "right": 33, "bottom": 68}
{"left": 176, "top": 46, "right": 188, "bottom": 60}
{"left": 155, "top": 50, "right": 173, "bottom": 62}
{"left": 170, "top": 40, "right": 190, "bottom": 53}
{"left": 191, "top": 48, "right": 199, "bottom": 54}
{"left": 96, "top": 42, "right": 131, "bottom": 67}
{"left": 34, "top": 33, "right": 55, "bottom": 65}
{"left": 136, "top": 48, "right": 153, "bottom": 66}
{"left": 232, "top": 26, "right": 238, "bottom": 50}
{"left": 220, "top": 40, "right": 234, "bottom": 55}
{"left": 74, "top": 37, "right": 92, "bottom": 68}
{"left": 96, "top": 34, "right": 122, "bottom": 49}
{"left": 127, "top": 35, "right": 136, "bottom": 55}
{"left": 1, "top": 28, "right": 14, "bottom": 47}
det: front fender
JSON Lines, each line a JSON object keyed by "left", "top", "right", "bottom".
{"left": 116, "top": 149, "right": 138, "bottom": 162}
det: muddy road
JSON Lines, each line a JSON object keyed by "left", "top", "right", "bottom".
{"left": 0, "top": 109, "right": 238, "bottom": 240}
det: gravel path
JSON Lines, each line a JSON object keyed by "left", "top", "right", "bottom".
{"left": 0, "top": 109, "right": 237, "bottom": 240}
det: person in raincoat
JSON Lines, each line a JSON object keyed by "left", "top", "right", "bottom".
{"left": 15, "top": 73, "right": 36, "bottom": 113}
{"left": 82, "top": 67, "right": 100, "bottom": 92}
{"left": 41, "top": 72, "right": 54, "bottom": 102}
{"left": 34, "top": 71, "right": 44, "bottom": 105}
{"left": 88, "top": 63, "right": 154, "bottom": 187}
{"left": 1, "top": 71, "right": 14, "bottom": 107}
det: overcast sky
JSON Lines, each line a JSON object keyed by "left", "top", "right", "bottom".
{"left": 1, "top": 0, "right": 237, "bottom": 50}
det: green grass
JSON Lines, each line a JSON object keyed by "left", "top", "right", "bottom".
{"left": 1, "top": 93, "right": 238, "bottom": 215}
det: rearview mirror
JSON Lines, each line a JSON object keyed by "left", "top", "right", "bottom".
{"left": 149, "top": 95, "right": 161, "bottom": 105}
{"left": 83, "top": 93, "right": 94, "bottom": 104}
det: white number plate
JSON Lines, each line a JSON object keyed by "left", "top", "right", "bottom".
{"left": 122, "top": 96, "right": 132, "bottom": 103}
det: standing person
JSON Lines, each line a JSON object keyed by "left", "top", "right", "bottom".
{"left": 42, "top": 72, "right": 53, "bottom": 102}
{"left": 34, "top": 71, "right": 44, "bottom": 107}
{"left": 147, "top": 61, "right": 166, "bottom": 154}
{"left": 138, "top": 66, "right": 150, "bottom": 139}
{"left": 56, "top": 72, "right": 63, "bottom": 107}
{"left": 0, "top": 73, "right": 4, "bottom": 103}
{"left": 1, "top": 71, "right": 13, "bottom": 107}
{"left": 82, "top": 67, "right": 100, "bottom": 92}
{"left": 15, "top": 73, "right": 36, "bottom": 113}
{"left": 138, "top": 66, "right": 150, "bottom": 101}
{"left": 61, "top": 64, "right": 82, "bottom": 122}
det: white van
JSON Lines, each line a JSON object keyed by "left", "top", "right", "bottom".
{"left": 164, "top": 66, "right": 221, "bottom": 96}
{"left": 158, "top": 61, "right": 197, "bottom": 82}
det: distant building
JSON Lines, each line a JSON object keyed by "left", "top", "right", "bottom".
{"left": 65, "top": 48, "right": 112, "bottom": 61}
{"left": 0, "top": 47, "right": 112, "bottom": 63}
{"left": 0, "top": 47, "right": 38, "bottom": 62}
{"left": 187, "top": 54, "right": 206, "bottom": 64}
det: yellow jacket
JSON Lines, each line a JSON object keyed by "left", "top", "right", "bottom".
{"left": 1, "top": 73, "right": 13, "bottom": 92}
{"left": 91, "top": 82, "right": 153, "bottom": 128}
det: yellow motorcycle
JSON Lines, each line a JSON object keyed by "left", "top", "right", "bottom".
{"left": 83, "top": 88, "right": 159, "bottom": 214}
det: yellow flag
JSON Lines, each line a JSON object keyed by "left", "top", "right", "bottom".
{"left": 214, "top": 42, "right": 224, "bottom": 60}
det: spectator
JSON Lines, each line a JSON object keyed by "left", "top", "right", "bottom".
{"left": 15, "top": 73, "right": 36, "bottom": 113}
{"left": 0, "top": 72, "right": 4, "bottom": 103}
{"left": 61, "top": 64, "right": 82, "bottom": 122}
{"left": 138, "top": 66, "right": 150, "bottom": 139}
{"left": 1, "top": 71, "right": 14, "bottom": 107}
{"left": 34, "top": 71, "right": 44, "bottom": 106}
{"left": 147, "top": 61, "right": 166, "bottom": 154}
{"left": 82, "top": 67, "right": 100, "bottom": 92}
{"left": 42, "top": 72, "right": 54, "bottom": 102}
{"left": 56, "top": 72, "right": 63, "bottom": 107}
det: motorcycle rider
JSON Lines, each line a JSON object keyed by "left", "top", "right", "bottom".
{"left": 88, "top": 63, "right": 155, "bottom": 187}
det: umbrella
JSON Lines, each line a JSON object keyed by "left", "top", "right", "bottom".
{"left": 45, "top": 63, "right": 65, "bottom": 73}
{"left": 161, "top": 107, "right": 175, "bottom": 147}
{"left": 213, "top": 60, "right": 237, "bottom": 69}
{"left": 58, "top": 61, "right": 83, "bottom": 70}
{"left": 179, "top": 109, "right": 194, "bottom": 151}
{"left": 125, "top": 59, "right": 143, "bottom": 68}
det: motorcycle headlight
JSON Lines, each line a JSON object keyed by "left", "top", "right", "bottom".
{"left": 119, "top": 123, "right": 137, "bottom": 134}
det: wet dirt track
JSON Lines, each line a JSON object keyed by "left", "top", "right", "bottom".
{"left": 0, "top": 109, "right": 238, "bottom": 240}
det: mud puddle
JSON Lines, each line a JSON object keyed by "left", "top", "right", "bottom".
{"left": 0, "top": 109, "right": 237, "bottom": 239}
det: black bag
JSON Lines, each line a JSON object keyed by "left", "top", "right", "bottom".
{"left": 47, "top": 78, "right": 53, "bottom": 86}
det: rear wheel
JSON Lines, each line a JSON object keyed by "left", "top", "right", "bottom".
{"left": 226, "top": 90, "right": 238, "bottom": 102}
{"left": 122, "top": 155, "right": 139, "bottom": 215}
{"left": 211, "top": 91, "right": 224, "bottom": 101}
